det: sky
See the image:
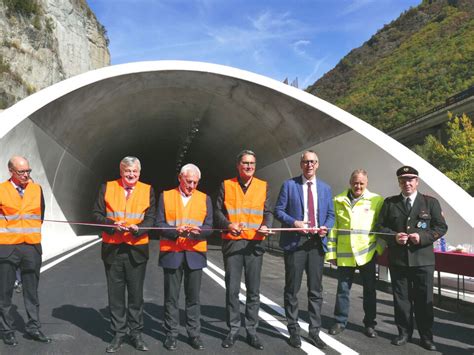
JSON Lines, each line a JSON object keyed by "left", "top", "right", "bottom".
{"left": 87, "top": 0, "right": 421, "bottom": 89}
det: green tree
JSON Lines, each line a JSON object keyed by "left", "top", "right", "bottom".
{"left": 414, "top": 113, "right": 474, "bottom": 195}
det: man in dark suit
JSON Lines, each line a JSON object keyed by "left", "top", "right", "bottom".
{"left": 93, "top": 156, "right": 156, "bottom": 353}
{"left": 376, "top": 166, "right": 447, "bottom": 352}
{"left": 0, "top": 156, "right": 51, "bottom": 346}
{"left": 215, "top": 150, "right": 272, "bottom": 350}
{"left": 156, "top": 163, "right": 213, "bottom": 351}
{"left": 274, "top": 150, "right": 334, "bottom": 350}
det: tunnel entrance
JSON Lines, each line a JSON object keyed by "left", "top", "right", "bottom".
{"left": 1, "top": 61, "right": 471, "bottom": 259}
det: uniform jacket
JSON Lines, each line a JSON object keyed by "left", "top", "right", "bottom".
{"left": 274, "top": 175, "right": 334, "bottom": 252}
{"left": 376, "top": 193, "right": 448, "bottom": 267}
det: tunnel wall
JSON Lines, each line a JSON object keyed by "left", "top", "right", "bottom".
{"left": 0, "top": 61, "right": 472, "bottom": 261}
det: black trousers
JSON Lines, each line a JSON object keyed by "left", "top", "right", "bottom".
{"left": 163, "top": 262, "right": 202, "bottom": 338}
{"left": 284, "top": 241, "right": 324, "bottom": 335}
{"left": 223, "top": 248, "right": 263, "bottom": 336}
{"left": 389, "top": 265, "right": 435, "bottom": 340}
{"left": 0, "top": 244, "right": 42, "bottom": 335}
{"left": 104, "top": 252, "right": 147, "bottom": 336}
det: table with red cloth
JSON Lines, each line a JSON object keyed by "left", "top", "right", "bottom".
{"left": 377, "top": 250, "right": 474, "bottom": 302}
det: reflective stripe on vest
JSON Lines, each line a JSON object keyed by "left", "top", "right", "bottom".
{"left": 326, "top": 189, "right": 384, "bottom": 267}
{"left": 222, "top": 177, "right": 267, "bottom": 240}
{"left": 102, "top": 179, "right": 150, "bottom": 245}
{"left": 0, "top": 181, "right": 42, "bottom": 244}
{"left": 160, "top": 188, "right": 208, "bottom": 252}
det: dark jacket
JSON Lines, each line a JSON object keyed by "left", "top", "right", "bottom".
{"left": 376, "top": 193, "right": 448, "bottom": 267}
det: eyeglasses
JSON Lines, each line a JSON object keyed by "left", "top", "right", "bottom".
{"left": 240, "top": 161, "right": 256, "bottom": 166}
{"left": 302, "top": 160, "right": 317, "bottom": 165}
{"left": 11, "top": 169, "right": 32, "bottom": 175}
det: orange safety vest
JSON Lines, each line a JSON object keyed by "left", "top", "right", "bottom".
{"left": 102, "top": 179, "right": 150, "bottom": 245}
{"left": 160, "top": 188, "right": 208, "bottom": 253}
{"left": 222, "top": 177, "right": 267, "bottom": 240}
{"left": 0, "top": 181, "right": 42, "bottom": 244}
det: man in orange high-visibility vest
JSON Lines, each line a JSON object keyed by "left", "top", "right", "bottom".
{"left": 215, "top": 150, "right": 272, "bottom": 350}
{"left": 156, "top": 163, "right": 213, "bottom": 352}
{"left": 93, "top": 156, "right": 156, "bottom": 353}
{"left": 0, "top": 156, "right": 50, "bottom": 347}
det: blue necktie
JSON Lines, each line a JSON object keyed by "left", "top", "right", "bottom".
{"left": 16, "top": 186, "right": 24, "bottom": 197}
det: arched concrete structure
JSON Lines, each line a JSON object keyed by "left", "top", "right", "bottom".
{"left": 0, "top": 61, "right": 472, "bottom": 260}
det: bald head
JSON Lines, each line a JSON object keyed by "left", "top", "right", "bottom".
{"left": 8, "top": 156, "right": 31, "bottom": 187}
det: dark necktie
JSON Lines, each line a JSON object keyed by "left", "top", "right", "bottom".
{"left": 16, "top": 186, "right": 24, "bottom": 197}
{"left": 125, "top": 187, "right": 133, "bottom": 200}
{"left": 405, "top": 197, "right": 412, "bottom": 213}
{"left": 307, "top": 182, "right": 316, "bottom": 228}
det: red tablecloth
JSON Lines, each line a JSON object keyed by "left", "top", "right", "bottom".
{"left": 377, "top": 250, "right": 474, "bottom": 277}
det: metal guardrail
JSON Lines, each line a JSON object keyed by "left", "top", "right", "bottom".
{"left": 389, "top": 85, "right": 474, "bottom": 134}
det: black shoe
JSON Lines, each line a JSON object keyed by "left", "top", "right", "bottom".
{"left": 309, "top": 333, "right": 327, "bottom": 349}
{"left": 189, "top": 336, "right": 205, "bottom": 350}
{"left": 130, "top": 333, "right": 149, "bottom": 351}
{"left": 27, "top": 330, "right": 51, "bottom": 344}
{"left": 420, "top": 339, "right": 437, "bottom": 351}
{"left": 164, "top": 335, "right": 177, "bottom": 351}
{"left": 3, "top": 333, "right": 18, "bottom": 346}
{"left": 247, "top": 334, "right": 264, "bottom": 350}
{"left": 221, "top": 332, "right": 237, "bottom": 348}
{"left": 391, "top": 334, "right": 410, "bottom": 346}
{"left": 364, "top": 327, "right": 377, "bottom": 338}
{"left": 328, "top": 323, "right": 345, "bottom": 335}
{"left": 106, "top": 335, "right": 124, "bottom": 353}
{"left": 288, "top": 333, "right": 301, "bottom": 348}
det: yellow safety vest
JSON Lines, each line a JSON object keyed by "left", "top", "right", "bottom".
{"left": 326, "top": 189, "right": 384, "bottom": 266}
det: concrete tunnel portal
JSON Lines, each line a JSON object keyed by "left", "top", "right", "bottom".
{"left": 0, "top": 61, "right": 472, "bottom": 260}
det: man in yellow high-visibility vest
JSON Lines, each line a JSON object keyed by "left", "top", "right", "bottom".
{"left": 326, "top": 169, "right": 384, "bottom": 338}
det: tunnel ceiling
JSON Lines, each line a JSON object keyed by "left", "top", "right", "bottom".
{"left": 29, "top": 70, "right": 350, "bottom": 193}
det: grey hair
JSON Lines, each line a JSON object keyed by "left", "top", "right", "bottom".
{"left": 120, "top": 156, "right": 141, "bottom": 171}
{"left": 180, "top": 163, "right": 201, "bottom": 179}
{"left": 236, "top": 149, "right": 256, "bottom": 164}
{"left": 8, "top": 156, "right": 28, "bottom": 169}
{"left": 350, "top": 169, "right": 368, "bottom": 182}
{"left": 300, "top": 150, "right": 319, "bottom": 162}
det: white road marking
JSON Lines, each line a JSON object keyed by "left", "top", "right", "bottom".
{"left": 40, "top": 238, "right": 101, "bottom": 273}
{"left": 206, "top": 260, "right": 358, "bottom": 355}
{"left": 203, "top": 265, "right": 324, "bottom": 354}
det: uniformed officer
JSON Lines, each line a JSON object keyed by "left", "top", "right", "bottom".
{"left": 326, "top": 169, "right": 384, "bottom": 338}
{"left": 215, "top": 150, "right": 272, "bottom": 350}
{"left": 156, "top": 164, "right": 213, "bottom": 351}
{"left": 376, "top": 166, "right": 448, "bottom": 351}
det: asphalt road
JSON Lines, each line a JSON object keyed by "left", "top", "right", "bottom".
{"left": 2, "top": 239, "right": 473, "bottom": 355}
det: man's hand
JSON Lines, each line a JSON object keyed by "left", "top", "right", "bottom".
{"left": 317, "top": 225, "right": 328, "bottom": 237}
{"left": 114, "top": 220, "right": 129, "bottom": 232}
{"left": 396, "top": 232, "right": 408, "bottom": 245}
{"left": 176, "top": 225, "right": 189, "bottom": 237}
{"left": 188, "top": 226, "right": 201, "bottom": 237}
{"left": 294, "top": 220, "right": 309, "bottom": 234}
{"left": 327, "top": 259, "right": 337, "bottom": 266}
{"left": 258, "top": 225, "right": 270, "bottom": 236}
{"left": 228, "top": 222, "right": 243, "bottom": 236}
{"left": 128, "top": 224, "right": 139, "bottom": 234}
{"left": 408, "top": 233, "right": 420, "bottom": 245}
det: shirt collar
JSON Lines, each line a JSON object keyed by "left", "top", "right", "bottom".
{"left": 402, "top": 191, "right": 417, "bottom": 201}
{"left": 302, "top": 175, "right": 316, "bottom": 185}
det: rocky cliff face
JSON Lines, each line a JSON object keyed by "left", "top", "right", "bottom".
{"left": 0, "top": 0, "right": 110, "bottom": 109}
